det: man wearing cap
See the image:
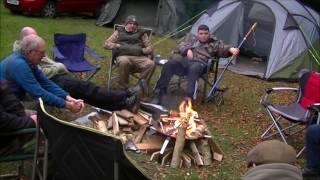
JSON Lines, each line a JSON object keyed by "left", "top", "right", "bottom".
{"left": 242, "top": 140, "right": 302, "bottom": 180}
{"left": 104, "top": 15, "right": 155, "bottom": 90}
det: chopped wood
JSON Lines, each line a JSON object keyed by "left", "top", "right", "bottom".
{"left": 181, "top": 152, "right": 192, "bottom": 168}
{"left": 133, "top": 114, "right": 148, "bottom": 125}
{"left": 138, "top": 110, "right": 152, "bottom": 117}
{"left": 205, "top": 129, "right": 224, "bottom": 155}
{"left": 122, "top": 127, "right": 132, "bottom": 132}
{"left": 170, "top": 126, "right": 187, "bottom": 168}
{"left": 112, "top": 113, "right": 120, "bottom": 135}
{"left": 134, "top": 124, "right": 149, "bottom": 144}
{"left": 117, "top": 115, "right": 129, "bottom": 125}
{"left": 115, "top": 109, "right": 135, "bottom": 119}
{"left": 213, "top": 152, "right": 223, "bottom": 162}
{"left": 197, "top": 139, "right": 212, "bottom": 165}
{"left": 107, "top": 116, "right": 113, "bottom": 129}
{"left": 189, "top": 141, "right": 204, "bottom": 166}
{"left": 96, "top": 120, "right": 108, "bottom": 133}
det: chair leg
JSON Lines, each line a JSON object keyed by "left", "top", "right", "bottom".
{"left": 265, "top": 108, "right": 288, "bottom": 144}
{"left": 107, "top": 60, "right": 113, "bottom": 90}
{"left": 296, "top": 146, "right": 305, "bottom": 158}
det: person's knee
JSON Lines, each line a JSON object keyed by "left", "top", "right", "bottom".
{"left": 145, "top": 59, "right": 155, "bottom": 69}
{"left": 117, "top": 56, "right": 130, "bottom": 66}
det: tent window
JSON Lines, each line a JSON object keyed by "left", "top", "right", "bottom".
{"left": 283, "top": 14, "right": 299, "bottom": 30}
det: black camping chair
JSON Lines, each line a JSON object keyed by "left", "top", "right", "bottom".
{"left": 53, "top": 33, "right": 105, "bottom": 81}
{"left": 260, "top": 69, "right": 320, "bottom": 157}
{"left": 37, "top": 98, "right": 150, "bottom": 180}
{"left": 0, "top": 125, "right": 48, "bottom": 180}
{"left": 106, "top": 24, "right": 153, "bottom": 90}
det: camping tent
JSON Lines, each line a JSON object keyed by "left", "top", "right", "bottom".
{"left": 96, "top": 0, "right": 215, "bottom": 35}
{"left": 191, "top": 0, "right": 320, "bottom": 80}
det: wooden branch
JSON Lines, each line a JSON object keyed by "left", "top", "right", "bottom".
{"left": 189, "top": 141, "right": 204, "bottom": 166}
{"left": 117, "top": 115, "right": 129, "bottom": 125}
{"left": 205, "top": 128, "right": 224, "bottom": 161}
{"left": 170, "top": 126, "right": 187, "bottom": 168}
{"left": 134, "top": 124, "right": 149, "bottom": 144}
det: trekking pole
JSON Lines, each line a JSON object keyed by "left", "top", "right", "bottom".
{"left": 206, "top": 22, "right": 257, "bottom": 102}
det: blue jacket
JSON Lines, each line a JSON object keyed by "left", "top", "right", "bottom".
{"left": 0, "top": 52, "right": 68, "bottom": 108}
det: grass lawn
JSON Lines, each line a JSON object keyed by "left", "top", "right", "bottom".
{"left": 0, "top": 3, "right": 305, "bottom": 180}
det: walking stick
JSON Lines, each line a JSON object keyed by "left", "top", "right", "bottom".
{"left": 205, "top": 22, "right": 257, "bottom": 102}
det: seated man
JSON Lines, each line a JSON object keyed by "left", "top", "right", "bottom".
{"left": 103, "top": 15, "right": 155, "bottom": 90}
{"left": 13, "top": 27, "right": 142, "bottom": 112}
{"left": 303, "top": 124, "right": 320, "bottom": 178}
{"left": 242, "top": 140, "right": 302, "bottom": 180}
{"left": 0, "top": 82, "right": 37, "bottom": 154}
{"left": 151, "top": 24, "right": 239, "bottom": 105}
{"left": 0, "top": 34, "right": 83, "bottom": 113}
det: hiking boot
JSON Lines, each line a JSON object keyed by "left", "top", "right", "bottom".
{"left": 128, "top": 79, "right": 148, "bottom": 96}
{"left": 150, "top": 88, "right": 164, "bottom": 105}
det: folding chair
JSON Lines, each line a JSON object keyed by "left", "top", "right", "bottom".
{"left": 260, "top": 69, "right": 320, "bottom": 157}
{"left": 37, "top": 98, "right": 150, "bottom": 180}
{"left": 107, "top": 24, "right": 153, "bottom": 90}
{"left": 166, "top": 50, "right": 226, "bottom": 105}
{"left": 53, "top": 33, "right": 105, "bottom": 81}
{"left": 0, "top": 125, "right": 48, "bottom": 180}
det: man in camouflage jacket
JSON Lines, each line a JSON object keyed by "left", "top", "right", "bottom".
{"left": 151, "top": 24, "right": 239, "bottom": 105}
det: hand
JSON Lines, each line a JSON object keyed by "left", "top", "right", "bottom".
{"left": 187, "top": 49, "right": 193, "bottom": 60}
{"left": 229, "top": 47, "right": 240, "bottom": 56}
{"left": 30, "top": 114, "right": 37, "bottom": 124}
{"left": 65, "top": 96, "right": 84, "bottom": 113}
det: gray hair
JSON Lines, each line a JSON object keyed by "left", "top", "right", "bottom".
{"left": 20, "top": 34, "right": 44, "bottom": 55}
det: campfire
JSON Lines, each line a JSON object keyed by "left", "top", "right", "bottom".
{"left": 77, "top": 98, "right": 223, "bottom": 168}
{"left": 159, "top": 98, "right": 206, "bottom": 139}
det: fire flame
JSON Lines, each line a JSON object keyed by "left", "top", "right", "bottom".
{"left": 175, "top": 98, "right": 198, "bottom": 137}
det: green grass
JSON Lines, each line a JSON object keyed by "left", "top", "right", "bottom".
{"left": 0, "top": 4, "right": 304, "bottom": 180}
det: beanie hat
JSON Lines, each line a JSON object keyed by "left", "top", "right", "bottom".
{"left": 247, "top": 140, "right": 297, "bottom": 166}
{"left": 125, "top": 15, "right": 138, "bottom": 25}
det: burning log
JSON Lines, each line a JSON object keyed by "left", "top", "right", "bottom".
{"left": 170, "top": 126, "right": 187, "bottom": 168}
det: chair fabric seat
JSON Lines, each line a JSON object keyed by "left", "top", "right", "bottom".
{"left": 268, "top": 103, "right": 307, "bottom": 122}
{"left": 62, "top": 59, "right": 97, "bottom": 72}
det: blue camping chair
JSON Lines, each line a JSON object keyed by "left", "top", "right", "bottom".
{"left": 53, "top": 33, "right": 105, "bottom": 81}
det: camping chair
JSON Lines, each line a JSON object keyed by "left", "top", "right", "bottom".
{"left": 260, "top": 69, "right": 320, "bottom": 157}
{"left": 107, "top": 24, "right": 153, "bottom": 90}
{"left": 37, "top": 98, "right": 150, "bottom": 180}
{"left": 165, "top": 49, "right": 226, "bottom": 105}
{"left": 0, "top": 125, "right": 48, "bottom": 180}
{"left": 53, "top": 33, "right": 105, "bottom": 81}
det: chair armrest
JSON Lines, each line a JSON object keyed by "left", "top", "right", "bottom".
{"left": 53, "top": 46, "right": 66, "bottom": 59}
{"left": 260, "top": 87, "right": 299, "bottom": 106}
{"left": 308, "top": 103, "right": 320, "bottom": 112}
{"left": 0, "top": 128, "right": 36, "bottom": 136}
{"left": 85, "top": 46, "right": 106, "bottom": 59}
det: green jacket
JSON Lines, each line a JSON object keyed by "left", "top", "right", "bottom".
{"left": 242, "top": 163, "right": 302, "bottom": 180}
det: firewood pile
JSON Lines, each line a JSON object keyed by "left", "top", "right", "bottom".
{"left": 76, "top": 98, "right": 223, "bottom": 168}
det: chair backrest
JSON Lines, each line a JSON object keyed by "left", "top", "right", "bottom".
{"left": 298, "top": 70, "right": 320, "bottom": 109}
{"left": 37, "top": 99, "right": 149, "bottom": 180}
{"left": 54, "top": 33, "right": 86, "bottom": 63}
